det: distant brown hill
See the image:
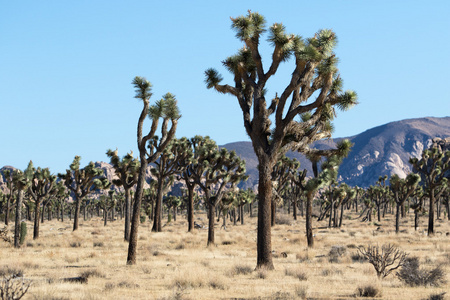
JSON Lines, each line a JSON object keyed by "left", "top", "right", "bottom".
{"left": 221, "top": 117, "right": 450, "bottom": 188}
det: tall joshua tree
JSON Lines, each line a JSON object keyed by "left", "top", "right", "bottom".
{"left": 409, "top": 147, "right": 449, "bottom": 236}
{"left": 389, "top": 173, "right": 421, "bottom": 233}
{"left": 151, "top": 137, "right": 192, "bottom": 232}
{"left": 58, "top": 156, "right": 109, "bottom": 231}
{"left": 28, "top": 163, "right": 56, "bottom": 239}
{"left": 205, "top": 11, "right": 357, "bottom": 268}
{"left": 106, "top": 149, "right": 140, "bottom": 241}
{"left": 127, "top": 77, "right": 180, "bottom": 265}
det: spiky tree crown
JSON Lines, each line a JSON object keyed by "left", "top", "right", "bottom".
{"left": 205, "top": 11, "right": 358, "bottom": 157}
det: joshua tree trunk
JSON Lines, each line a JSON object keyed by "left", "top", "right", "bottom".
{"left": 207, "top": 201, "right": 215, "bottom": 246}
{"left": 61, "top": 200, "right": 64, "bottom": 222}
{"left": 240, "top": 204, "right": 244, "bottom": 225}
{"left": 328, "top": 199, "right": 333, "bottom": 228}
{"left": 271, "top": 201, "right": 276, "bottom": 227}
{"left": 436, "top": 198, "right": 441, "bottom": 220}
{"left": 333, "top": 203, "right": 339, "bottom": 227}
{"left": 377, "top": 200, "right": 381, "bottom": 222}
{"left": 222, "top": 212, "right": 227, "bottom": 230}
{"left": 233, "top": 208, "right": 237, "bottom": 225}
{"left": 152, "top": 178, "right": 164, "bottom": 232}
{"left": 293, "top": 196, "right": 297, "bottom": 221}
{"left": 127, "top": 157, "right": 148, "bottom": 265}
{"left": 428, "top": 189, "right": 435, "bottom": 236}
{"left": 306, "top": 191, "right": 314, "bottom": 248}
{"left": 5, "top": 195, "right": 10, "bottom": 226}
{"left": 73, "top": 196, "right": 81, "bottom": 231}
{"left": 395, "top": 202, "right": 401, "bottom": 234}
{"left": 33, "top": 199, "right": 42, "bottom": 239}
{"left": 14, "top": 190, "right": 24, "bottom": 248}
{"left": 124, "top": 188, "right": 131, "bottom": 241}
{"left": 256, "top": 161, "right": 274, "bottom": 269}
{"left": 104, "top": 209, "right": 108, "bottom": 226}
{"left": 414, "top": 210, "right": 420, "bottom": 231}
{"left": 339, "top": 203, "right": 344, "bottom": 228}
{"left": 187, "top": 186, "right": 194, "bottom": 232}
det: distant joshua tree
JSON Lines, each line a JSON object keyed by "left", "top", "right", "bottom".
{"left": 126, "top": 77, "right": 180, "bottom": 265}
{"left": 179, "top": 136, "right": 212, "bottom": 232}
{"left": 27, "top": 163, "right": 56, "bottom": 239}
{"left": 389, "top": 173, "right": 421, "bottom": 233}
{"left": 151, "top": 138, "right": 191, "bottom": 232}
{"left": 106, "top": 149, "right": 140, "bottom": 241}
{"left": 271, "top": 155, "right": 299, "bottom": 226}
{"left": 58, "top": 156, "right": 110, "bottom": 231}
{"left": 410, "top": 147, "right": 450, "bottom": 235}
{"left": 205, "top": 11, "right": 357, "bottom": 268}
{"left": 191, "top": 142, "right": 247, "bottom": 246}
{"left": 11, "top": 162, "right": 34, "bottom": 248}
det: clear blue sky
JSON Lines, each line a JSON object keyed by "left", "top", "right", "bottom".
{"left": 1, "top": 1, "right": 449, "bottom": 173}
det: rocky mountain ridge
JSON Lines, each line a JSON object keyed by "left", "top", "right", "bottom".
{"left": 222, "top": 117, "right": 450, "bottom": 188}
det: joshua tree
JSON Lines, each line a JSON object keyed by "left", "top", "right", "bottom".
{"left": 389, "top": 173, "right": 421, "bottom": 233}
{"left": 205, "top": 11, "right": 357, "bottom": 268}
{"left": 127, "top": 77, "right": 180, "bottom": 265}
{"left": 192, "top": 144, "right": 248, "bottom": 246}
{"left": 27, "top": 163, "right": 56, "bottom": 239}
{"left": 409, "top": 147, "right": 450, "bottom": 235}
{"left": 303, "top": 155, "right": 343, "bottom": 247}
{"left": 11, "top": 162, "right": 34, "bottom": 248}
{"left": 366, "top": 185, "right": 386, "bottom": 222}
{"left": 333, "top": 183, "right": 356, "bottom": 228}
{"left": 270, "top": 155, "right": 299, "bottom": 226}
{"left": 2, "top": 170, "right": 15, "bottom": 226}
{"left": 99, "top": 190, "right": 116, "bottom": 226}
{"left": 52, "top": 181, "right": 68, "bottom": 222}
{"left": 219, "top": 191, "right": 236, "bottom": 230}
{"left": 236, "top": 188, "right": 256, "bottom": 225}
{"left": 58, "top": 156, "right": 109, "bottom": 231}
{"left": 179, "top": 136, "right": 212, "bottom": 232}
{"left": 151, "top": 138, "right": 191, "bottom": 232}
{"left": 106, "top": 149, "right": 140, "bottom": 241}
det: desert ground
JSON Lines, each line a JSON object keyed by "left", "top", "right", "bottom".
{"left": 1, "top": 210, "right": 449, "bottom": 300}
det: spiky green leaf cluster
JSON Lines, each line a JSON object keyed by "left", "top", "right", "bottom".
{"left": 231, "top": 11, "right": 266, "bottom": 42}
{"left": 132, "top": 76, "right": 153, "bottom": 101}
{"left": 336, "top": 90, "right": 358, "bottom": 111}
{"left": 205, "top": 68, "right": 223, "bottom": 90}
{"left": 148, "top": 93, "right": 180, "bottom": 120}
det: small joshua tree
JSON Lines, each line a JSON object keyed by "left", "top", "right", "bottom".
{"left": 106, "top": 149, "right": 140, "bottom": 241}
{"left": 358, "top": 244, "right": 408, "bottom": 279}
{"left": 58, "top": 156, "right": 110, "bottom": 231}
{"left": 11, "top": 163, "right": 34, "bottom": 248}
{"left": 410, "top": 147, "right": 450, "bottom": 236}
{"left": 27, "top": 163, "right": 56, "bottom": 239}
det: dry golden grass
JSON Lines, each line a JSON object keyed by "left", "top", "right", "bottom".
{"left": 1, "top": 211, "right": 449, "bottom": 299}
